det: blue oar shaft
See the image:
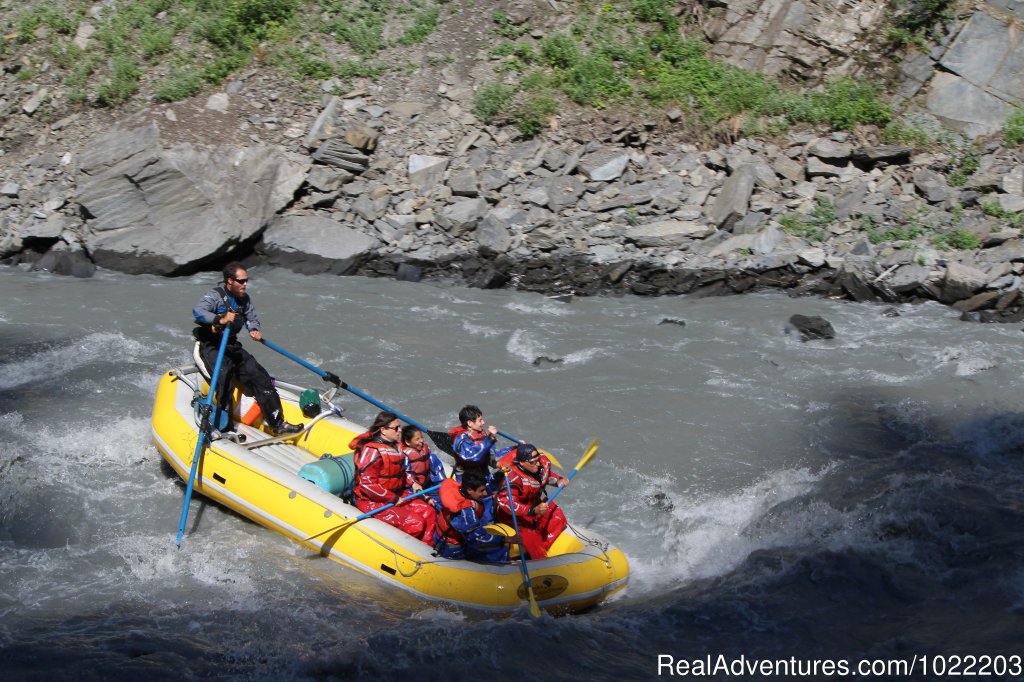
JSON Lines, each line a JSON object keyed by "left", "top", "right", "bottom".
{"left": 545, "top": 468, "right": 580, "bottom": 503}
{"left": 505, "top": 471, "right": 540, "bottom": 615}
{"left": 259, "top": 338, "right": 433, "bottom": 435}
{"left": 177, "top": 322, "right": 232, "bottom": 545}
{"left": 353, "top": 482, "right": 443, "bottom": 522}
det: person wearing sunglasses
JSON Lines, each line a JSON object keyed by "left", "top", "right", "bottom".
{"left": 191, "top": 261, "right": 302, "bottom": 435}
{"left": 495, "top": 443, "right": 567, "bottom": 559}
{"left": 352, "top": 411, "right": 437, "bottom": 543}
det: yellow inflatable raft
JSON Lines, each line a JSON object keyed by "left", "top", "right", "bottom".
{"left": 151, "top": 366, "right": 629, "bottom": 614}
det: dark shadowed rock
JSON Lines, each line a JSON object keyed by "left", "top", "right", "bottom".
{"left": 788, "top": 314, "right": 835, "bottom": 341}
{"left": 852, "top": 145, "right": 912, "bottom": 167}
{"left": 395, "top": 263, "right": 422, "bottom": 282}
{"left": 31, "top": 241, "right": 95, "bottom": 278}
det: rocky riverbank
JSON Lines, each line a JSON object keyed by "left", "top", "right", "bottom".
{"left": 3, "top": 0, "right": 1024, "bottom": 322}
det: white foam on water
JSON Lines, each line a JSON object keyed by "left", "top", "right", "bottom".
{"left": 620, "top": 465, "right": 879, "bottom": 594}
{"left": 460, "top": 320, "right": 503, "bottom": 337}
{"left": 562, "top": 347, "right": 605, "bottom": 366}
{"left": 28, "top": 416, "right": 152, "bottom": 475}
{"left": 506, "top": 329, "right": 543, "bottom": 363}
{"left": 408, "top": 304, "right": 461, "bottom": 319}
{"left": 955, "top": 356, "right": 997, "bottom": 376}
{"left": 0, "top": 332, "right": 150, "bottom": 390}
{"left": 112, "top": 532, "right": 260, "bottom": 600}
{"left": 503, "top": 300, "right": 574, "bottom": 317}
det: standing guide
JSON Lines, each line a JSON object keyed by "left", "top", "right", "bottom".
{"left": 191, "top": 262, "right": 303, "bottom": 435}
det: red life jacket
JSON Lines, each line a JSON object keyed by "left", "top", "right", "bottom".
{"left": 348, "top": 431, "right": 372, "bottom": 453}
{"left": 403, "top": 442, "right": 433, "bottom": 487}
{"left": 354, "top": 439, "right": 407, "bottom": 505}
{"left": 435, "top": 478, "right": 478, "bottom": 545}
{"left": 498, "top": 450, "right": 557, "bottom": 515}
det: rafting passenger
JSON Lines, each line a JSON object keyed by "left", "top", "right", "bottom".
{"left": 353, "top": 411, "right": 436, "bottom": 543}
{"left": 434, "top": 469, "right": 520, "bottom": 563}
{"left": 192, "top": 262, "right": 302, "bottom": 435}
{"left": 400, "top": 425, "right": 445, "bottom": 503}
{"left": 495, "top": 443, "right": 567, "bottom": 559}
{"left": 448, "top": 404, "right": 514, "bottom": 492}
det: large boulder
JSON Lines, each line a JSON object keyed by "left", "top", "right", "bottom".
{"left": 77, "top": 123, "right": 308, "bottom": 275}
{"left": 259, "top": 214, "right": 378, "bottom": 275}
{"left": 941, "top": 261, "right": 989, "bottom": 303}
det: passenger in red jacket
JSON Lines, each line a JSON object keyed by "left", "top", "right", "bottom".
{"left": 495, "top": 443, "right": 567, "bottom": 559}
{"left": 353, "top": 411, "right": 436, "bottom": 543}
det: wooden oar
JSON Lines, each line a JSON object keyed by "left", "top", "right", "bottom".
{"left": 305, "top": 483, "right": 443, "bottom": 542}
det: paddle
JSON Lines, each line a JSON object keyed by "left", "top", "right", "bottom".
{"left": 305, "top": 483, "right": 443, "bottom": 542}
{"left": 258, "top": 338, "right": 456, "bottom": 455}
{"left": 497, "top": 430, "right": 563, "bottom": 469}
{"left": 176, "top": 320, "right": 233, "bottom": 546}
{"left": 546, "top": 438, "right": 599, "bottom": 504}
{"left": 504, "top": 471, "right": 542, "bottom": 618}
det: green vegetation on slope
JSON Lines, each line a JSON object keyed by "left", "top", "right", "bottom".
{"left": 477, "top": 1, "right": 891, "bottom": 138}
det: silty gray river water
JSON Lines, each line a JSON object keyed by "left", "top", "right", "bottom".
{"left": 2, "top": 265, "right": 1023, "bottom": 680}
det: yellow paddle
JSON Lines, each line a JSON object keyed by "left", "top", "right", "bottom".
{"left": 546, "top": 438, "right": 599, "bottom": 503}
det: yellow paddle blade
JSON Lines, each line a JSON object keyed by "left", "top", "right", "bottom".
{"left": 527, "top": 588, "right": 541, "bottom": 618}
{"left": 576, "top": 438, "right": 599, "bottom": 471}
{"left": 538, "top": 448, "right": 563, "bottom": 469}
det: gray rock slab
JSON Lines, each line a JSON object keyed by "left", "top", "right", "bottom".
{"left": 476, "top": 207, "right": 525, "bottom": 254}
{"left": 436, "top": 197, "right": 489, "bottom": 236}
{"left": 540, "top": 175, "right": 585, "bottom": 213}
{"left": 77, "top": 124, "right": 308, "bottom": 275}
{"left": 408, "top": 154, "right": 449, "bottom": 191}
{"left": 306, "top": 165, "right": 353, "bottom": 192}
{"left": 578, "top": 148, "right": 630, "bottom": 181}
{"left": 303, "top": 96, "right": 340, "bottom": 149}
{"left": 707, "top": 164, "right": 755, "bottom": 230}
{"left": 626, "top": 220, "right": 715, "bottom": 247}
{"left": 887, "top": 263, "right": 932, "bottom": 293}
{"left": 449, "top": 169, "right": 479, "bottom": 197}
{"left": 808, "top": 138, "right": 853, "bottom": 160}
{"left": 913, "top": 169, "right": 953, "bottom": 203}
{"left": 926, "top": 71, "right": 1010, "bottom": 138}
{"left": 261, "top": 214, "right": 378, "bottom": 274}
{"left": 942, "top": 261, "right": 989, "bottom": 303}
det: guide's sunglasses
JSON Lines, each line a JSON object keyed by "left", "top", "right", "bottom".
{"left": 231, "top": 277, "right": 249, "bottom": 284}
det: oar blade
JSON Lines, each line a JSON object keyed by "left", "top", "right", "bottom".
{"left": 577, "top": 438, "right": 599, "bottom": 471}
{"left": 538, "top": 448, "right": 562, "bottom": 469}
{"left": 527, "top": 588, "right": 541, "bottom": 618}
{"left": 427, "top": 429, "right": 455, "bottom": 456}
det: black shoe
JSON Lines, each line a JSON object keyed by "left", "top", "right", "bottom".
{"left": 272, "top": 421, "right": 303, "bottom": 435}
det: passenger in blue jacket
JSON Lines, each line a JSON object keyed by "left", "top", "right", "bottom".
{"left": 447, "top": 404, "right": 514, "bottom": 491}
{"left": 434, "top": 469, "right": 520, "bottom": 562}
{"left": 192, "top": 262, "right": 302, "bottom": 435}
